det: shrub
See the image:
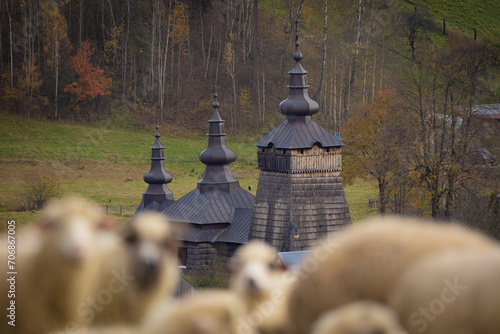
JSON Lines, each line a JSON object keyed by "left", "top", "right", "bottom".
{"left": 22, "top": 171, "right": 61, "bottom": 210}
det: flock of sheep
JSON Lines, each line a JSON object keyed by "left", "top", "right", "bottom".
{"left": 1, "top": 196, "right": 499, "bottom": 334}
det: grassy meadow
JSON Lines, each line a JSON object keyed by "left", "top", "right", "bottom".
{"left": 413, "top": 0, "right": 500, "bottom": 42}
{"left": 0, "top": 114, "right": 378, "bottom": 227}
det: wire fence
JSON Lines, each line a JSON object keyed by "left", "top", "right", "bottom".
{"left": 103, "top": 204, "right": 137, "bottom": 217}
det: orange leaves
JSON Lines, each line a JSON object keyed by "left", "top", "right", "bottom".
{"left": 342, "top": 89, "right": 406, "bottom": 186}
{"left": 64, "top": 41, "right": 112, "bottom": 111}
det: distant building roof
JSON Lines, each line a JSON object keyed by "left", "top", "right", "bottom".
{"left": 473, "top": 104, "right": 500, "bottom": 119}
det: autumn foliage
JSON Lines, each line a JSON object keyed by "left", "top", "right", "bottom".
{"left": 64, "top": 41, "right": 112, "bottom": 111}
{"left": 343, "top": 89, "right": 406, "bottom": 213}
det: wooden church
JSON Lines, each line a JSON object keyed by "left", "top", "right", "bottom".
{"left": 136, "top": 92, "right": 255, "bottom": 274}
{"left": 135, "top": 30, "right": 351, "bottom": 271}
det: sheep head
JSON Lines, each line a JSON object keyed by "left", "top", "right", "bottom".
{"left": 230, "top": 241, "right": 285, "bottom": 302}
{"left": 37, "top": 196, "right": 113, "bottom": 263}
{"left": 122, "top": 212, "right": 178, "bottom": 292}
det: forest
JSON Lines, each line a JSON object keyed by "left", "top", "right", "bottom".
{"left": 1, "top": 0, "right": 499, "bottom": 231}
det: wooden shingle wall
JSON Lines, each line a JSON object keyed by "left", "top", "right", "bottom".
{"left": 250, "top": 167, "right": 351, "bottom": 251}
{"left": 258, "top": 145, "right": 342, "bottom": 173}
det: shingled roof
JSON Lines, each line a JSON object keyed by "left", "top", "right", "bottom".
{"left": 175, "top": 208, "right": 253, "bottom": 244}
{"left": 163, "top": 187, "right": 253, "bottom": 225}
{"left": 158, "top": 91, "right": 255, "bottom": 245}
{"left": 255, "top": 116, "right": 344, "bottom": 149}
{"left": 255, "top": 32, "right": 343, "bottom": 150}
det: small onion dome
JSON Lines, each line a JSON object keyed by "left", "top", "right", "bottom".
{"left": 279, "top": 33, "right": 319, "bottom": 117}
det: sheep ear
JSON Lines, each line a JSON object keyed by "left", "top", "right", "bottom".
{"left": 98, "top": 215, "right": 116, "bottom": 230}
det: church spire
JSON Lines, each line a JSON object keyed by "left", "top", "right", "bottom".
{"left": 142, "top": 118, "right": 174, "bottom": 207}
{"left": 198, "top": 87, "right": 239, "bottom": 193}
{"left": 278, "top": 20, "right": 319, "bottom": 117}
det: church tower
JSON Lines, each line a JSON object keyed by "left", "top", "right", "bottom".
{"left": 249, "top": 27, "right": 351, "bottom": 251}
{"left": 136, "top": 122, "right": 175, "bottom": 211}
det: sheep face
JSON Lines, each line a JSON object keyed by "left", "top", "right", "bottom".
{"left": 123, "top": 212, "right": 178, "bottom": 291}
{"left": 38, "top": 196, "right": 111, "bottom": 262}
{"left": 231, "top": 241, "right": 284, "bottom": 300}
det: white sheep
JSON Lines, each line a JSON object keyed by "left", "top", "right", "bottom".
{"left": 51, "top": 325, "right": 140, "bottom": 334}
{"left": 145, "top": 289, "right": 255, "bottom": 334}
{"left": 87, "top": 211, "right": 179, "bottom": 326}
{"left": 388, "top": 249, "right": 500, "bottom": 334}
{"left": 311, "top": 301, "right": 407, "bottom": 334}
{"left": 285, "top": 216, "right": 498, "bottom": 334}
{"left": 230, "top": 241, "right": 296, "bottom": 334}
{"left": 0, "top": 196, "right": 114, "bottom": 334}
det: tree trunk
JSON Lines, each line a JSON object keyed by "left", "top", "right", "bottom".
{"left": 431, "top": 192, "right": 440, "bottom": 218}
{"left": 362, "top": 48, "right": 368, "bottom": 105}
{"left": 372, "top": 52, "right": 376, "bottom": 102}
{"left": 315, "top": 0, "right": 328, "bottom": 100}
{"left": 252, "top": 0, "right": 258, "bottom": 91}
{"left": 204, "top": 21, "right": 213, "bottom": 79}
{"left": 262, "top": 72, "right": 265, "bottom": 124}
{"left": 344, "top": 0, "right": 364, "bottom": 119}
{"left": 379, "top": 178, "right": 387, "bottom": 214}
{"left": 54, "top": 29, "right": 59, "bottom": 118}
{"left": 79, "top": 0, "right": 84, "bottom": 44}
{"left": 6, "top": 0, "right": 14, "bottom": 92}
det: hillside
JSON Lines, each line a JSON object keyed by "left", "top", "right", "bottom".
{"left": 408, "top": 0, "right": 500, "bottom": 41}
{"left": 0, "top": 114, "right": 378, "bottom": 227}
{"left": 1, "top": 0, "right": 498, "bottom": 131}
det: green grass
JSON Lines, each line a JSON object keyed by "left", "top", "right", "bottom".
{"left": 401, "top": 0, "right": 500, "bottom": 42}
{"left": 344, "top": 178, "right": 379, "bottom": 223}
{"left": 0, "top": 114, "right": 379, "bottom": 228}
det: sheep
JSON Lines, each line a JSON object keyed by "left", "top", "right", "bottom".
{"left": 87, "top": 211, "right": 179, "bottom": 326}
{"left": 52, "top": 325, "right": 140, "bottom": 334}
{"left": 388, "top": 249, "right": 500, "bottom": 334}
{"left": 0, "top": 196, "right": 114, "bottom": 334}
{"left": 285, "top": 216, "right": 498, "bottom": 334}
{"left": 311, "top": 301, "right": 407, "bottom": 334}
{"left": 145, "top": 289, "right": 256, "bottom": 334}
{"left": 230, "top": 241, "right": 296, "bottom": 334}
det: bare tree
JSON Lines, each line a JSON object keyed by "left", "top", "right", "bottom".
{"left": 315, "top": 0, "right": 328, "bottom": 102}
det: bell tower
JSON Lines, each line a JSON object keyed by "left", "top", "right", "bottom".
{"left": 249, "top": 24, "right": 351, "bottom": 251}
